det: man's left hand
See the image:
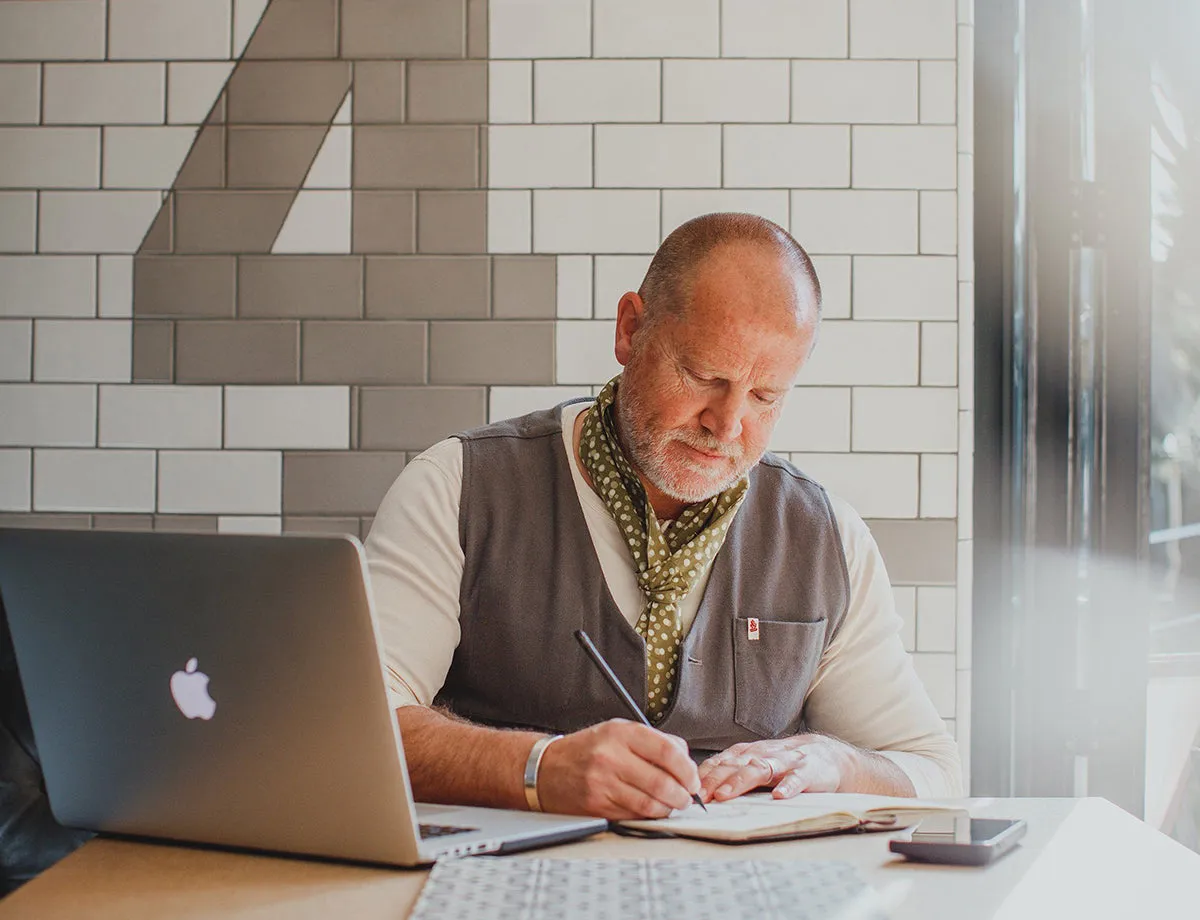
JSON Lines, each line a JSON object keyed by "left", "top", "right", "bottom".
{"left": 698, "top": 734, "right": 856, "bottom": 802}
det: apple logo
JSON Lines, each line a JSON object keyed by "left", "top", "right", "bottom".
{"left": 170, "top": 658, "right": 217, "bottom": 720}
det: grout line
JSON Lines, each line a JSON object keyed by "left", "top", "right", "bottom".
{"left": 717, "top": 0, "right": 723, "bottom": 57}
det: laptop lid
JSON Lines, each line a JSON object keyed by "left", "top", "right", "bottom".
{"left": 0, "top": 528, "right": 602, "bottom": 866}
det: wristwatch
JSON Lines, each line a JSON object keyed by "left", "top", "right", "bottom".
{"left": 522, "top": 734, "right": 564, "bottom": 812}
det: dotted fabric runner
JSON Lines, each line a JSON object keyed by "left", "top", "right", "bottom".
{"left": 579, "top": 376, "right": 748, "bottom": 721}
{"left": 409, "top": 857, "right": 886, "bottom": 920}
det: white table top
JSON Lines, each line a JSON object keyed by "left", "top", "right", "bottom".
{"left": 2, "top": 797, "right": 1199, "bottom": 919}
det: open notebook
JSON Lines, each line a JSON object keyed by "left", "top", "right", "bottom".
{"left": 619, "top": 792, "right": 964, "bottom": 843}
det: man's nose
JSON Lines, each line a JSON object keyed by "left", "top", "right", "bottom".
{"left": 700, "top": 396, "right": 744, "bottom": 442}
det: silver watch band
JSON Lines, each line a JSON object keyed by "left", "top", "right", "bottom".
{"left": 522, "top": 734, "right": 564, "bottom": 812}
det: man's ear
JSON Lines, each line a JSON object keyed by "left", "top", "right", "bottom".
{"left": 614, "top": 291, "right": 646, "bottom": 367}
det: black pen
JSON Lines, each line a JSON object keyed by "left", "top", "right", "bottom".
{"left": 573, "top": 628, "right": 707, "bottom": 812}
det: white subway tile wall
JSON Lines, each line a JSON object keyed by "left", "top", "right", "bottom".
{"left": 593, "top": 0, "right": 720, "bottom": 59}
{"left": 0, "top": 193, "right": 36, "bottom": 252}
{"left": 663, "top": 60, "right": 790, "bottom": 123}
{"left": 489, "top": 0, "right": 591, "bottom": 60}
{"left": 488, "top": 61, "right": 532, "bottom": 124}
{"left": 0, "top": 384, "right": 97, "bottom": 447}
{"left": 32, "top": 319, "right": 132, "bottom": 383}
{"left": 0, "top": 0, "right": 974, "bottom": 786}
{"left": 790, "top": 190, "right": 918, "bottom": 255}
{"left": 98, "top": 385, "right": 223, "bottom": 448}
{"left": 721, "top": 0, "right": 848, "bottom": 58}
{"left": 33, "top": 448, "right": 156, "bottom": 513}
{"left": 166, "top": 62, "right": 234, "bottom": 124}
{"left": 791, "top": 61, "right": 918, "bottom": 124}
{"left": 0, "top": 66, "right": 42, "bottom": 126}
{"left": 555, "top": 256, "right": 593, "bottom": 318}
{"left": 157, "top": 450, "right": 282, "bottom": 515}
{"left": 593, "top": 255, "right": 653, "bottom": 319}
{"left": 43, "top": 63, "right": 166, "bottom": 125}
{"left": 534, "top": 60, "right": 660, "bottom": 124}
{"left": 0, "top": 320, "right": 32, "bottom": 380}
{"left": 791, "top": 453, "right": 920, "bottom": 519}
{"left": 223, "top": 386, "right": 351, "bottom": 450}
{"left": 0, "top": 448, "right": 31, "bottom": 512}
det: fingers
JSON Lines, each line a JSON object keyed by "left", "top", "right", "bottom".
{"left": 698, "top": 741, "right": 807, "bottom": 802}
{"left": 700, "top": 755, "right": 782, "bottom": 802}
{"left": 537, "top": 720, "right": 700, "bottom": 820}
{"left": 624, "top": 724, "right": 701, "bottom": 797}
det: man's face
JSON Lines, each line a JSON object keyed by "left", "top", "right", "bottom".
{"left": 614, "top": 242, "right": 817, "bottom": 505}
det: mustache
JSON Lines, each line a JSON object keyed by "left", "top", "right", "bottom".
{"left": 673, "top": 430, "right": 742, "bottom": 459}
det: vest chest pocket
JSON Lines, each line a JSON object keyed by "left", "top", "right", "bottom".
{"left": 732, "top": 617, "right": 828, "bottom": 739}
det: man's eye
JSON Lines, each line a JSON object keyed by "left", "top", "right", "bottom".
{"left": 754, "top": 392, "right": 780, "bottom": 405}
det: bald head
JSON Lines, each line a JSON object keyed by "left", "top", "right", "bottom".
{"left": 638, "top": 212, "right": 821, "bottom": 328}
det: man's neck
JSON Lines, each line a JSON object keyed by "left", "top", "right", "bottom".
{"left": 571, "top": 406, "right": 690, "bottom": 522}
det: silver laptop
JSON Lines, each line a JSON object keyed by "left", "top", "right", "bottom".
{"left": 0, "top": 528, "right": 606, "bottom": 866}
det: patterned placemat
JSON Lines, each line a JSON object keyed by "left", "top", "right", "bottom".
{"left": 409, "top": 857, "right": 887, "bottom": 920}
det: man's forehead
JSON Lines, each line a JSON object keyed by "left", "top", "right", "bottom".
{"left": 677, "top": 241, "right": 815, "bottom": 318}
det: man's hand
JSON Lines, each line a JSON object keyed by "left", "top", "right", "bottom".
{"left": 698, "top": 734, "right": 859, "bottom": 802}
{"left": 536, "top": 719, "right": 701, "bottom": 819}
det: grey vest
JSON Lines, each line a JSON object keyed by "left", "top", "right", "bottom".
{"left": 434, "top": 403, "right": 850, "bottom": 754}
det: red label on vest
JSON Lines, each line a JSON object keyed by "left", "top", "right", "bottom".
{"left": 747, "top": 617, "right": 760, "bottom": 640}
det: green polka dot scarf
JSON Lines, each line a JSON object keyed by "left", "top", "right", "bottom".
{"left": 579, "top": 375, "right": 749, "bottom": 722}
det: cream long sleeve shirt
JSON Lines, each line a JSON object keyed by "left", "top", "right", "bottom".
{"left": 364, "top": 402, "right": 963, "bottom": 799}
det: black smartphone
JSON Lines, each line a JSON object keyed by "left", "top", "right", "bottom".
{"left": 888, "top": 816, "right": 1027, "bottom": 866}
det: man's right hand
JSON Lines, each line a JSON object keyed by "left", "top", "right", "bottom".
{"left": 534, "top": 718, "right": 701, "bottom": 819}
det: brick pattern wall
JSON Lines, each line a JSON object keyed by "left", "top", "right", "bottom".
{"left": 0, "top": 0, "right": 975, "bottom": 782}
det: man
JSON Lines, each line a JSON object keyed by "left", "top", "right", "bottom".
{"left": 366, "top": 213, "right": 962, "bottom": 820}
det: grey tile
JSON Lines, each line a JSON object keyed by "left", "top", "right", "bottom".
{"left": 349, "top": 384, "right": 360, "bottom": 450}
{"left": 352, "top": 191, "right": 415, "bottom": 253}
{"left": 341, "top": 0, "right": 465, "bottom": 59}
{"left": 365, "top": 256, "right": 489, "bottom": 318}
{"left": 359, "top": 386, "right": 486, "bottom": 450}
{"left": 430, "top": 321, "right": 554, "bottom": 385}
{"left": 227, "top": 126, "right": 327, "bottom": 190}
{"left": 174, "top": 125, "right": 225, "bottom": 189}
{"left": 283, "top": 450, "right": 407, "bottom": 514}
{"left": 492, "top": 256, "right": 556, "bottom": 318}
{"left": 302, "top": 320, "right": 426, "bottom": 384}
{"left": 133, "top": 255, "right": 236, "bottom": 317}
{"left": 93, "top": 514, "right": 154, "bottom": 531}
{"left": 866, "top": 519, "right": 958, "bottom": 586}
{"left": 132, "top": 320, "right": 173, "bottom": 383}
{"left": 353, "top": 126, "right": 478, "bottom": 189}
{"left": 132, "top": 255, "right": 235, "bottom": 319}
{"left": 353, "top": 62, "right": 405, "bottom": 124}
{"left": 175, "top": 320, "right": 299, "bottom": 384}
{"left": 243, "top": 0, "right": 339, "bottom": 59}
{"left": 466, "top": 0, "right": 487, "bottom": 58}
{"left": 154, "top": 514, "right": 218, "bottom": 533}
{"left": 407, "top": 61, "right": 486, "bottom": 124}
{"left": 226, "top": 61, "right": 351, "bottom": 125}
{"left": 140, "top": 198, "right": 172, "bottom": 252}
{"left": 173, "top": 191, "right": 293, "bottom": 254}
{"left": 239, "top": 256, "right": 363, "bottom": 318}
{"left": 283, "top": 516, "right": 361, "bottom": 536}
{"left": 417, "top": 190, "right": 485, "bottom": 254}
{"left": 0, "top": 513, "right": 92, "bottom": 530}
